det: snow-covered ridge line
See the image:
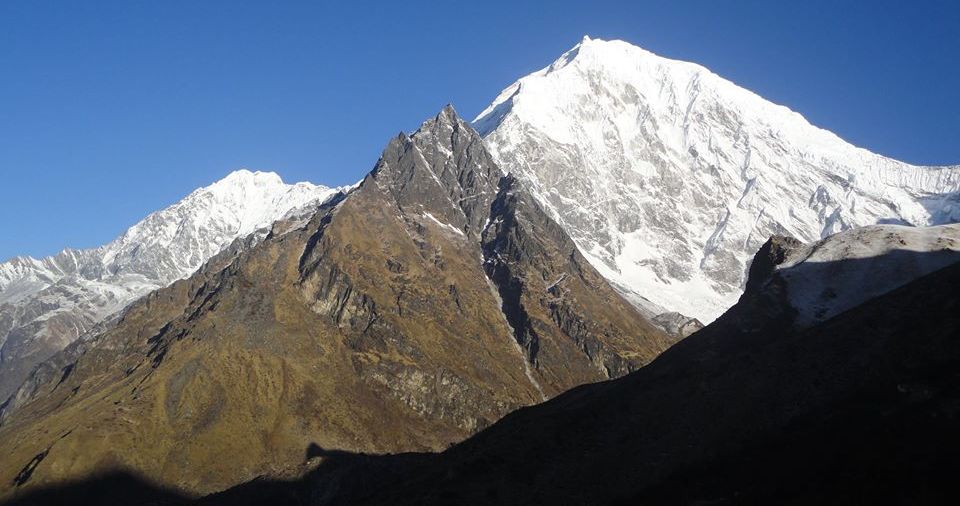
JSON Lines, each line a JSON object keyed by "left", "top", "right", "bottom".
{"left": 476, "top": 37, "right": 960, "bottom": 194}
{"left": 475, "top": 36, "right": 960, "bottom": 323}
{"left": 1, "top": 170, "right": 334, "bottom": 291}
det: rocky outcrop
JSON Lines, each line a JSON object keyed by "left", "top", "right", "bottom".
{"left": 742, "top": 235, "right": 803, "bottom": 294}
{"left": 725, "top": 224, "right": 960, "bottom": 332}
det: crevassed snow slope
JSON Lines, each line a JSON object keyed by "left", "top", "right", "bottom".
{"left": 0, "top": 170, "right": 338, "bottom": 398}
{"left": 475, "top": 36, "right": 960, "bottom": 322}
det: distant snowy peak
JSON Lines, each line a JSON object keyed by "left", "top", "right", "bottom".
{"left": 0, "top": 169, "right": 338, "bottom": 398}
{"left": 1, "top": 169, "right": 335, "bottom": 298}
{"left": 97, "top": 169, "right": 335, "bottom": 285}
{"left": 477, "top": 36, "right": 960, "bottom": 197}
{"left": 475, "top": 36, "right": 960, "bottom": 322}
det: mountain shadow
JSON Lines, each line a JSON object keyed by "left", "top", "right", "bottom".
{"left": 0, "top": 470, "right": 190, "bottom": 506}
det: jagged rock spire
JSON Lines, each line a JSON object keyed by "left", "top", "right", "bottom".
{"left": 367, "top": 105, "right": 503, "bottom": 237}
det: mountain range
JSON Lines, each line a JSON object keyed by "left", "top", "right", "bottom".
{"left": 0, "top": 171, "right": 339, "bottom": 399}
{"left": 0, "top": 107, "right": 671, "bottom": 497}
{"left": 0, "top": 37, "right": 958, "bottom": 504}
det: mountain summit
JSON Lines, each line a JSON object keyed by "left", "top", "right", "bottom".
{"left": 475, "top": 37, "right": 960, "bottom": 322}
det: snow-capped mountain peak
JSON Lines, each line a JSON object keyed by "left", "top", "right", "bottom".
{"left": 0, "top": 170, "right": 338, "bottom": 398}
{"left": 95, "top": 169, "right": 331, "bottom": 283}
{"left": 475, "top": 37, "right": 960, "bottom": 322}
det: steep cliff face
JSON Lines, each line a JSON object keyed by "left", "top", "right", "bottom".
{"left": 0, "top": 107, "right": 670, "bottom": 499}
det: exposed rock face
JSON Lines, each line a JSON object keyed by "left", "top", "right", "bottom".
{"left": 219, "top": 238, "right": 960, "bottom": 506}
{"left": 742, "top": 235, "right": 803, "bottom": 294}
{"left": 370, "top": 106, "right": 502, "bottom": 236}
{"left": 0, "top": 107, "right": 670, "bottom": 499}
{"left": 475, "top": 36, "right": 960, "bottom": 323}
{"left": 0, "top": 170, "right": 338, "bottom": 400}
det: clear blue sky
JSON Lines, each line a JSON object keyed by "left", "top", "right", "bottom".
{"left": 2, "top": 0, "right": 958, "bottom": 260}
